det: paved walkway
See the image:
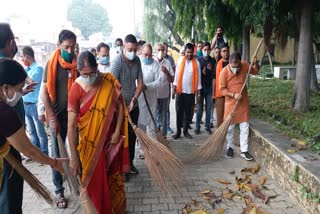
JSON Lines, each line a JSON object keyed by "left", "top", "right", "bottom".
{"left": 22, "top": 103, "right": 305, "bottom": 214}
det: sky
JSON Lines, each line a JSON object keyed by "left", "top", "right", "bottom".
{"left": 0, "top": 0, "right": 144, "bottom": 43}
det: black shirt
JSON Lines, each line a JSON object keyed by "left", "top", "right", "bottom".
{"left": 0, "top": 102, "right": 22, "bottom": 147}
{"left": 198, "top": 55, "right": 216, "bottom": 88}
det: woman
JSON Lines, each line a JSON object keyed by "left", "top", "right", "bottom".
{"left": 0, "top": 58, "right": 65, "bottom": 214}
{"left": 68, "top": 51, "right": 130, "bottom": 213}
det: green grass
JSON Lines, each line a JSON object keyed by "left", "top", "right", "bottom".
{"left": 249, "top": 78, "right": 320, "bottom": 153}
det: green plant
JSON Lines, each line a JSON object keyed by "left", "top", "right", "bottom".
{"left": 291, "top": 166, "right": 299, "bottom": 182}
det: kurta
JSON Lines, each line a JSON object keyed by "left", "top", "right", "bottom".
{"left": 138, "top": 60, "right": 162, "bottom": 126}
{"left": 219, "top": 61, "right": 258, "bottom": 124}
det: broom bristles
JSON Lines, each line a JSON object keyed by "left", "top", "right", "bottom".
{"left": 5, "top": 153, "right": 54, "bottom": 206}
{"left": 57, "top": 134, "right": 80, "bottom": 195}
{"left": 155, "top": 129, "right": 170, "bottom": 148}
{"left": 129, "top": 119, "right": 183, "bottom": 192}
{"left": 188, "top": 115, "right": 232, "bottom": 163}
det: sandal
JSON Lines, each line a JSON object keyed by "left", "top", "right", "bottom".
{"left": 56, "top": 194, "right": 67, "bottom": 209}
{"left": 138, "top": 154, "right": 145, "bottom": 160}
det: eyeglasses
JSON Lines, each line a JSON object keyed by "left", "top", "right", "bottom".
{"left": 80, "top": 71, "right": 97, "bottom": 78}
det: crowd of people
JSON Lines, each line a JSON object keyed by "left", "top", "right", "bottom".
{"left": 0, "top": 23, "right": 259, "bottom": 213}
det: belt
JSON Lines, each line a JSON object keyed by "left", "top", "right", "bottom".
{"left": 24, "top": 102, "right": 36, "bottom": 105}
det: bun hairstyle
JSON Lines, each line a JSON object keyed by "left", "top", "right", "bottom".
{"left": 77, "top": 51, "right": 98, "bottom": 71}
{"left": 0, "top": 58, "right": 27, "bottom": 86}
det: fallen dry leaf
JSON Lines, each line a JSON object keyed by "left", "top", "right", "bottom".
{"left": 202, "top": 196, "right": 212, "bottom": 201}
{"left": 217, "top": 208, "right": 225, "bottom": 214}
{"left": 243, "top": 184, "right": 252, "bottom": 192}
{"left": 200, "top": 189, "right": 212, "bottom": 194}
{"left": 259, "top": 177, "right": 267, "bottom": 186}
{"left": 215, "top": 179, "right": 232, "bottom": 185}
{"left": 241, "top": 164, "right": 260, "bottom": 174}
{"left": 190, "top": 209, "right": 208, "bottom": 214}
{"left": 247, "top": 184, "right": 266, "bottom": 200}
{"left": 249, "top": 207, "right": 257, "bottom": 214}
{"left": 287, "top": 149, "right": 296, "bottom": 153}
{"left": 229, "top": 170, "right": 235, "bottom": 174}
{"left": 264, "top": 194, "right": 278, "bottom": 204}
{"left": 183, "top": 202, "right": 192, "bottom": 214}
{"left": 191, "top": 199, "right": 199, "bottom": 207}
{"left": 297, "top": 140, "right": 306, "bottom": 145}
{"left": 242, "top": 196, "right": 253, "bottom": 206}
{"left": 223, "top": 192, "right": 234, "bottom": 200}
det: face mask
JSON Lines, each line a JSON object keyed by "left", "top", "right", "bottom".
{"left": 157, "top": 51, "right": 164, "bottom": 60}
{"left": 61, "top": 48, "right": 74, "bottom": 63}
{"left": 125, "top": 50, "right": 136, "bottom": 61}
{"left": 117, "top": 46, "right": 123, "bottom": 53}
{"left": 100, "top": 56, "right": 110, "bottom": 65}
{"left": 203, "top": 51, "right": 208, "bottom": 57}
{"left": 141, "top": 57, "right": 153, "bottom": 65}
{"left": 3, "top": 87, "right": 22, "bottom": 107}
{"left": 196, "top": 50, "right": 203, "bottom": 56}
{"left": 230, "top": 65, "right": 239, "bottom": 74}
{"left": 80, "top": 73, "right": 98, "bottom": 85}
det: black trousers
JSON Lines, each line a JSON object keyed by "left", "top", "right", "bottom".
{"left": 128, "top": 106, "right": 139, "bottom": 165}
{"left": 175, "top": 93, "right": 195, "bottom": 132}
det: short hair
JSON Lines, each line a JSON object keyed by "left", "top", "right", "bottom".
{"left": 0, "top": 23, "right": 14, "bottom": 49}
{"left": 22, "top": 46, "right": 35, "bottom": 59}
{"left": 198, "top": 41, "right": 203, "bottom": 45}
{"left": 203, "top": 42, "right": 211, "bottom": 49}
{"left": 58, "top": 29, "right": 76, "bottom": 44}
{"left": 217, "top": 26, "right": 224, "bottom": 31}
{"left": 220, "top": 43, "right": 229, "bottom": 50}
{"left": 162, "top": 42, "right": 169, "bottom": 48}
{"left": 90, "top": 48, "right": 96, "bottom": 52}
{"left": 0, "top": 58, "right": 27, "bottom": 86}
{"left": 230, "top": 51, "right": 242, "bottom": 61}
{"left": 214, "top": 47, "right": 221, "bottom": 51}
{"left": 185, "top": 43, "right": 194, "bottom": 51}
{"left": 115, "top": 38, "right": 123, "bottom": 45}
{"left": 137, "top": 40, "right": 146, "bottom": 47}
{"left": 142, "top": 43, "right": 153, "bottom": 53}
{"left": 77, "top": 51, "right": 98, "bottom": 71}
{"left": 96, "top": 42, "right": 110, "bottom": 52}
{"left": 124, "top": 34, "right": 137, "bottom": 44}
{"left": 154, "top": 43, "right": 163, "bottom": 50}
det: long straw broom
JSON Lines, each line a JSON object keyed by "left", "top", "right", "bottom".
{"left": 128, "top": 113, "right": 183, "bottom": 192}
{"left": 4, "top": 153, "right": 54, "bottom": 206}
{"left": 142, "top": 90, "right": 170, "bottom": 148}
{"left": 189, "top": 39, "right": 263, "bottom": 162}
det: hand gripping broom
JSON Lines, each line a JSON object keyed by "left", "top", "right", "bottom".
{"left": 189, "top": 40, "right": 263, "bottom": 162}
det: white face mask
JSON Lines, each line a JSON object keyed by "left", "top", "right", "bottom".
{"left": 125, "top": 50, "right": 136, "bottom": 61}
{"left": 157, "top": 51, "right": 164, "bottom": 60}
{"left": 230, "top": 65, "right": 239, "bottom": 74}
{"left": 203, "top": 51, "right": 208, "bottom": 57}
{"left": 3, "top": 88, "right": 22, "bottom": 107}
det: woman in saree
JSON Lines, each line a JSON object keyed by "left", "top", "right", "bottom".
{"left": 67, "top": 51, "right": 130, "bottom": 213}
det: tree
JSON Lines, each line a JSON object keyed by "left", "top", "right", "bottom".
{"left": 67, "top": 0, "right": 112, "bottom": 40}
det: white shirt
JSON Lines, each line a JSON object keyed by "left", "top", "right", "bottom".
{"left": 98, "top": 64, "right": 110, "bottom": 73}
{"left": 173, "top": 57, "right": 202, "bottom": 94}
{"left": 154, "top": 58, "right": 174, "bottom": 98}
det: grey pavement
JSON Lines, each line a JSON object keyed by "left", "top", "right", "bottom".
{"left": 22, "top": 103, "right": 305, "bottom": 214}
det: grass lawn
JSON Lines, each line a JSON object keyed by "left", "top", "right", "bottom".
{"left": 248, "top": 77, "right": 320, "bottom": 153}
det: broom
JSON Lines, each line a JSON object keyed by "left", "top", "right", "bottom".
{"left": 128, "top": 113, "right": 183, "bottom": 192}
{"left": 142, "top": 90, "right": 170, "bottom": 148}
{"left": 189, "top": 39, "right": 264, "bottom": 163}
{"left": 4, "top": 153, "right": 54, "bottom": 206}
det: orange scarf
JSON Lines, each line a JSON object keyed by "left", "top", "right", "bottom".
{"left": 215, "top": 59, "right": 224, "bottom": 98}
{"left": 177, "top": 57, "right": 198, "bottom": 95}
{"left": 47, "top": 48, "right": 77, "bottom": 102}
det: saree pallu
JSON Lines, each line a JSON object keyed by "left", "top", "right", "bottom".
{"left": 77, "top": 73, "right": 130, "bottom": 214}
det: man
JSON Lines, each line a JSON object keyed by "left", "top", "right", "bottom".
{"left": 21, "top": 46, "right": 48, "bottom": 156}
{"left": 195, "top": 42, "right": 215, "bottom": 135}
{"left": 96, "top": 42, "right": 110, "bottom": 73}
{"left": 213, "top": 44, "right": 229, "bottom": 128}
{"left": 41, "top": 29, "right": 78, "bottom": 208}
{"left": 115, "top": 38, "right": 123, "bottom": 54}
{"left": 219, "top": 52, "right": 259, "bottom": 160}
{"left": 163, "top": 42, "right": 175, "bottom": 134}
{"left": 137, "top": 40, "right": 146, "bottom": 56}
{"left": 154, "top": 43, "right": 174, "bottom": 138}
{"left": 211, "top": 26, "right": 228, "bottom": 49}
{"left": 111, "top": 34, "right": 144, "bottom": 182}
{"left": 196, "top": 41, "right": 203, "bottom": 57}
{"left": 214, "top": 47, "right": 222, "bottom": 62}
{"left": 172, "top": 43, "right": 201, "bottom": 139}
{"left": 90, "top": 48, "right": 97, "bottom": 58}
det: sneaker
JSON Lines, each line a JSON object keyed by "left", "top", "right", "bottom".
{"left": 194, "top": 129, "right": 200, "bottom": 135}
{"left": 167, "top": 127, "right": 174, "bottom": 134}
{"left": 241, "top": 152, "right": 254, "bottom": 161}
{"left": 205, "top": 128, "right": 212, "bottom": 134}
{"left": 226, "top": 148, "right": 234, "bottom": 158}
{"left": 130, "top": 165, "right": 139, "bottom": 174}
{"left": 210, "top": 123, "right": 214, "bottom": 128}
{"left": 172, "top": 132, "right": 181, "bottom": 139}
{"left": 183, "top": 131, "right": 192, "bottom": 139}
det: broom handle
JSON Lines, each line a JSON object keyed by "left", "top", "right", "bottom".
{"left": 142, "top": 90, "right": 159, "bottom": 129}
{"left": 230, "top": 39, "right": 263, "bottom": 114}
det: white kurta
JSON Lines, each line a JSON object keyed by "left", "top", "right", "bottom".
{"left": 138, "top": 59, "right": 162, "bottom": 130}
{"left": 98, "top": 64, "right": 110, "bottom": 73}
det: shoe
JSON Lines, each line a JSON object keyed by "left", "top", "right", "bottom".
{"left": 226, "top": 148, "right": 234, "bottom": 158}
{"left": 172, "top": 132, "right": 181, "bottom": 139}
{"left": 183, "top": 131, "right": 192, "bottom": 139}
{"left": 130, "top": 165, "right": 139, "bottom": 174}
{"left": 200, "top": 121, "right": 204, "bottom": 124}
{"left": 241, "top": 152, "right": 254, "bottom": 161}
{"left": 167, "top": 127, "right": 174, "bottom": 134}
{"left": 123, "top": 173, "right": 129, "bottom": 182}
{"left": 188, "top": 125, "right": 192, "bottom": 129}
{"left": 210, "top": 123, "right": 214, "bottom": 128}
{"left": 194, "top": 129, "right": 200, "bottom": 135}
{"left": 205, "top": 128, "right": 212, "bottom": 134}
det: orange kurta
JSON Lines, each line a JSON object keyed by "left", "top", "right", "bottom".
{"left": 219, "top": 61, "right": 258, "bottom": 124}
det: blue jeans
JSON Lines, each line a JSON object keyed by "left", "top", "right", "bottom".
{"left": 24, "top": 103, "right": 48, "bottom": 155}
{"left": 49, "top": 110, "right": 68, "bottom": 195}
{"left": 196, "top": 87, "right": 213, "bottom": 130}
{"left": 157, "top": 98, "right": 169, "bottom": 137}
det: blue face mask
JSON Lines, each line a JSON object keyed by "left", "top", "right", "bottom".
{"left": 61, "top": 48, "right": 74, "bottom": 63}
{"left": 80, "top": 73, "right": 98, "bottom": 85}
{"left": 125, "top": 50, "right": 136, "bottom": 61}
{"left": 141, "top": 57, "right": 153, "bottom": 65}
{"left": 100, "top": 56, "right": 110, "bottom": 65}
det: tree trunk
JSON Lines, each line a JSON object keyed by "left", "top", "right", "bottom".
{"left": 310, "top": 54, "right": 320, "bottom": 92}
{"left": 242, "top": 24, "right": 250, "bottom": 61}
{"left": 292, "top": 0, "right": 313, "bottom": 112}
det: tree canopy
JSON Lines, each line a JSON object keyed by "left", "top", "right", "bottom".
{"left": 67, "top": 0, "right": 112, "bottom": 40}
